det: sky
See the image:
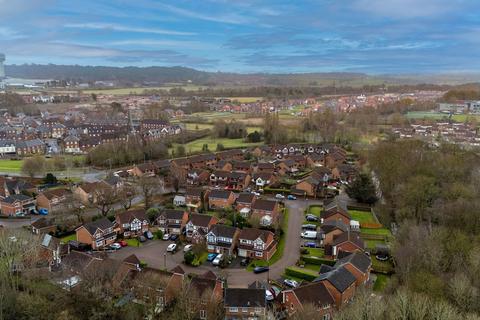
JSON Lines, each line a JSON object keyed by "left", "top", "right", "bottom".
{"left": 0, "top": 0, "right": 479, "bottom": 74}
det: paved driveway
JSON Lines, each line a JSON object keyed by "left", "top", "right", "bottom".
{"left": 109, "top": 198, "right": 323, "bottom": 287}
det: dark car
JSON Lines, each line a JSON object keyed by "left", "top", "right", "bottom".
{"left": 305, "top": 214, "right": 319, "bottom": 222}
{"left": 240, "top": 258, "right": 250, "bottom": 267}
{"left": 253, "top": 266, "right": 269, "bottom": 274}
{"left": 170, "top": 234, "right": 179, "bottom": 241}
{"left": 303, "top": 241, "right": 316, "bottom": 248}
{"left": 138, "top": 235, "right": 147, "bottom": 243}
{"left": 144, "top": 231, "right": 154, "bottom": 240}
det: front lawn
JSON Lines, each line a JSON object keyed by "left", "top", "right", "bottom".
{"left": 246, "top": 259, "right": 269, "bottom": 272}
{"left": 364, "top": 239, "right": 387, "bottom": 249}
{"left": 349, "top": 210, "right": 376, "bottom": 224}
{"left": 125, "top": 238, "right": 142, "bottom": 247}
{"left": 268, "top": 208, "right": 289, "bottom": 265}
{"left": 373, "top": 274, "right": 390, "bottom": 292}
{"left": 303, "top": 264, "right": 321, "bottom": 272}
{"left": 304, "top": 248, "right": 325, "bottom": 258}
{"left": 308, "top": 205, "right": 322, "bottom": 216}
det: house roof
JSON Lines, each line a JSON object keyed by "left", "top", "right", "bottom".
{"left": 225, "top": 288, "right": 266, "bottom": 308}
{"left": 239, "top": 228, "right": 273, "bottom": 243}
{"left": 314, "top": 265, "right": 356, "bottom": 293}
{"left": 188, "top": 213, "right": 216, "bottom": 228}
{"left": 334, "top": 251, "right": 371, "bottom": 273}
{"left": 162, "top": 209, "right": 186, "bottom": 220}
{"left": 123, "top": 254, "right": 141, "bottom": 266}
{"left": 288, "top": 281, "right": 334, "bottom": 308}
{"left": 39, "top": 188, "right": 70, "bottom": 200}
{"left": 208, "top": 189, "right": 232, "bottom": 200}
{"left": 81, "top": 218, "right": 114, "bottom": 235}
{"left": 32, "top": 217, "right": 54, "bottom": 229}
{"left": 320, "top": 220, "right": 348, "bottom": 234}
{"left": 322, "top": 200, "right": 351, "bottom": 220}
{"left": 116, "top": 209, "right": 147, "bottom": 224}
{"left": 62, "top": 250, "right": 100, "bottom": 272}
{"left": 171, "top": 265, "right": 185, "bottom": 275}
{"left": 189, "top": 276, "right": 218, "bottom": 296}
{"left": 208, "top": 224, "right": 238, "bottom": 239}
{"left": 251, "top": 199, "right": 277, "bottom": 212}
{"left": 185, "top": 187, "right": 203, "bottom": 197}
{"left": 236, "top": 192, "right": 255, "bottom": 204}
{"left": 332, "top": 231, "right": 364, "bottom": 250}
{"left": 78, "top": 181, "right": 111, "bottom": 194}
{"left": 2, "top": 194, "right": 32, "bottom": 203}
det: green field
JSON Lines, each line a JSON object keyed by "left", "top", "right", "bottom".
{"left": 224, "top": 97, "right": 263, "bottom": 103}
{"left": 83, "top": 85, "right": 206, "bottom": 95}
{"left": 350, "top": 210, "right": 377, "bottom": 224}
{"left": 182, "top": 122, "right": 263, "bottom": 134}
{"left": 406, "top": 111, "right": 480, "bottom": 122}
{"left": 171, "top": 136, "right": 262, "bottom": 154}
{"left": 0, "top": 159, "right": 23, "bottom": 172}
{"left": 361, "top": 228, "right": 392, "bottom": 236}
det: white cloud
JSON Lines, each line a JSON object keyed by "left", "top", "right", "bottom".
{"left": 0, "top": 27, "right": 24, "bottom": 39}
{"left": 64, "top": 22, "right": 195, "bottom": 36}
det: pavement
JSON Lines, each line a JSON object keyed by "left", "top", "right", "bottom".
{"left": 109, "top": 198, "right": 323, "bottom": 288}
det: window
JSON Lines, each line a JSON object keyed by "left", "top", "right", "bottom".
{"left": 229, "top": 307, "right": 238, "bottom": 313}
{"left": 200, "top": 310, "right": 206, "bottom": 319}
{"left": 255, "top": 251, "right": 263, "bottom": 257}
{"left": 255, "top": 307, "right": 263, "bottom": 314}
{"left": 242, "top": 308, "right": 248, "bottom": 313}
{"left": 323, "top": 314, "right": 330, "bottom": 320}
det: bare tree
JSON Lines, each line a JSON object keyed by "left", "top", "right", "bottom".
{"left": 138, "top": 176, "right": 162, "bottom": 210}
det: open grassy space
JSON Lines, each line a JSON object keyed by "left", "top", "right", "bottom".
{"left": 0, "top": 159, "right": 23, "bottom": 172}
{"left": 83, "top": 85, "right": 206, "bottom": 95}
{"left": 224, "top": 97, "right": 263, "bottom": 103}
{"left": 308, "top": 205, "right": 322, "bottom": 216}
{"left": 361, "top": 228, "right": 392, "bottom": 236}
{"left": 406, "top": 111, "right": 480, "bottom": 122}
{"left": 304, "top": 248, "right": 325, "bottom": 258}
{"left": 372, "top": 257, "right": 395, "bottom": 274}
{"left": 373, "top": 274, "right": 390, "bottom": 292}
{"left": 350, "top": 210, "right": 377, "bottom": 224}
{"left": 171, "top": 136, "right": 262, "bottom": 154}
{"left": 125, "top": 238, "right": 142, "bottom": 247}
{"left": 60, "top": 233, "right": 76, "bottom": 243}
{"left": 365, "top": 239, "right": 387, "bottom": 249}
{"left": 182, "top": 122, "right": 263, "bottom": 134}
{"left": 268, "top": 208, "right": 290, "bottom": 265}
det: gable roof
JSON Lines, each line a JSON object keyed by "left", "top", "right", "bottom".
{"left": 314, "top": 265, "right": 356, "bottom": 293}
{"left": 116, "top": 209, "right": 147, "bottom": 224}
{"left": 236, "top": 192, "right": 255, "bottom": 204}
{"left": 251, "top": 199, "right": 277, "bottom": 212}
{"left": 80, "top": 218, "right": 114, "bottom": 235}
{"left": 332, "top": 231, "right": 364, "bottom": 250}
{"left": 225, "top": 288, "right": 266, "bottom": 308}
{"left": 320, "top": 220, "right": 348, "bottom": 234}
{"left": 39, "top": 188, "right": 70, "bottom": 200}
{"left": 185, "top": 187, "right": 203, "bottom": 197}
{"left": 287, "top": 281, "right": 334, "bottom": 308}
{"left": 334, "top": 251, "right": 371, "bottom": 273}
{"left": 32, "top": 217, "right": 54, "bottom": 229}
{"left": 208, "top": 224, "right": 238, "bottom": 239}
{"left": 208, "top": 189, "right": 232, "bottom": 200}
{"left": 188, "top": 213, "right": 216, "bottom": 228}
{"left": 123, "top": 254, "right": 141, "bottom": 266}
{"left": 161, "top": 209, "right": 186, "bottom": 220}
{"left": 239, "top": 228, "right": 273, "bottom": 242}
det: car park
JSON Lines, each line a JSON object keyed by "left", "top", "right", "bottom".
{"left": 207, "top": 253, "right": 218, "bottom": 262}
{"left": 284, "top": 279, "right": 299, "bottom": 288}
{"left": 253, "top": 266, "right": 269, "bottom": 274}
{"left": 275, "top": 194, "right": 285, "bottom": 199}
{"left": 183, "top": 244, "right": 193, "bottom": 252}
{"left": 305, "top": 214, "right": 319, "bottom": 222}
{"left": 162, "top": 233, "right": 170, "bottom": 241}
{"left": 167, "top": 243, "right": 177, "bottom": 253}
{"left": 144, "top": 231, "right": 154, "bottom": 240}
{"left": 212, "top": 254, "right": 224, "bottom": 266}
{"left": 287, "top": 195, "right": 297, "bottom": 200}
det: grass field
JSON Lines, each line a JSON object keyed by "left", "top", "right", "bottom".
{"left": 224, "top": 97, "right": 263, "bottom": 103}
{"left": 182, "top": 122, "right": 263, "bottom": 133}
{"left": 83, "top": 85, "right": 206, "bottom": 95}
{"left": 171, "top": 136, "right": 262, "bottom": 154}
{"left": 350, "top": 210, "right": 377, "bottom": 224}
{"left": 361, "top": 228, "right": 392, "bottom": 236}
{"left": 373, "top": 274, "right": 390, "bottom": 291}
{"left": 60, "top": 234, "right": 76, "bottom": 244}
{"left": 406, "top": 111, "right": 480, "bottom": 122}
{"left": 304, "top": 248, "right": 325, "bottom": 258}
{"left": 365, "top": 239, "right": 387, "bottom": 249}
{"left": 0, "top": 159, "right": 23, "bottom": 172}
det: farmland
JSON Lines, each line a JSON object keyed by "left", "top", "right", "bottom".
{"left": 83, "top": 85, "right": 207, "bottom": 95}
{"left": 170, "top": 137, "right": 262, "bottom": 154}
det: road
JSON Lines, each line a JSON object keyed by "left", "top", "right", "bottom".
{"left": 109, "top": 198, "right": 323, "bottom": 288}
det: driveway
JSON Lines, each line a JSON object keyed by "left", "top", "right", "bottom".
{"left": 109, "top": 198, "right": 323, "bottom": 288}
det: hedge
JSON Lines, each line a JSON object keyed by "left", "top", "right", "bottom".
{"left": 264, "top": 187, "right": 291, "bottom": 193}
{"left": 285, "top": 267, "right": 318, "bottom": 282}
{"left": 303, "top": 256, "right": 336, "bottom": 266}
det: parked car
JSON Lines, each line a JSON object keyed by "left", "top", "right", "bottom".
{"left": 170, "top": 234, "right": 179, "bottom": 241}
{"left": 38, "top": 208, "right": 49, "bottom": 215}
{"left": 302, "top": 224, "right": 317, "bottom": 231}
{"left": 110, "top": 243, "right": 121, "bottom": 250}
{"left": 240, "top": 257, "right": 250, "bottom": 267}
{"left": 275, "top": 194, "right": 285, "bottom": 199}
{"left": 167, "top": 243, "right": 177, "bottom": 253}
{"left": 183, "top": 244, "right": 193, "bottom": 252}
{"left": 212, "top": 254, "right": 224, "bottom": 266}
{"left": 287, "top": 195, "right": 297, "bottom": 200}
{"left": 138, "top": 235, "right": 147, "bottom": 242}
{"left": 144, "top": 231, "right": 154, "bottom": 240}
{"left": 253, "top": 266, "right": 269, "bottom": 274}
{"left": 301, "top": 231, "right": 318, "bottom": 239}
{"left": 252, "top": 191, "right": 261, "bottom": 196}
{"left": 305, "top": 214, "right": 319, "bottom": 222}
{"left": 284, "top": 279, "right": 299, "bottom": 288}
{"left": 265, "top": 289, "right": 274, "bottom": 301}
{"left": 162, "top": 233, "right": 171, "bottom": 241}
{"left": 303, "top": 241, "right": 317, "bottom": 248}
{"left": 207, "top": 253, "right": 218, "bottom": 262}
{"left": 119, "top": 240, "right": 128, "bottom": 247}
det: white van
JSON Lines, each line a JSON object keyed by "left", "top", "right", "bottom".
{"left": 301, "top": 231, "right": 317, "bottom": 239}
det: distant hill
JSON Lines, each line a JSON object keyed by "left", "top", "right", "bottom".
{"left": 5, "top": 64, "right": 480, "bottom": 87}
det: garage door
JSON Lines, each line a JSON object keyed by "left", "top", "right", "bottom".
{"left": 238, "top": 249, "right": 247, "bottom": 257}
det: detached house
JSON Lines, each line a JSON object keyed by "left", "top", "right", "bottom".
{"left": 206, "top": 224, "right": 240, "bottom": 255}
{"left": 225, "top": 288, "right": 267, "bottom": 320}
{"left": 235, "top": 193, "right": 256, "bottom": 217}
{"left": 185, "top": 188, "right": 203, "bottom": 211}
{"left": 321, "top": 200, "right": 351, "bottom": 225}
{"left": 237, "top": 228, "right": 277, "bottom": 260}
{"left": 327, "top": 232, "right": 365, "bottom": 259}
{"left": 207, "top": 189, "right": 235, "bottom": 210}
{"left": 75, "top": 218, "right": 116, "bottom": 250}
{"left": 31, "top": 217, "right": 57, "bottom": 235}
{"left": 334, "top": 251, "right": 372, "bottom": 286}
{"left": 282, "top": 281, "right": 335, "bottom": 319}
{"left": 187, "top": 169, "right": 210, "bottom": 186}
{"left": 188, "top": 271, "right": 224, "bottom": 320}
{"left": 314, "top": 265, "right": 357, "bottom": 308}
{"left": 186, "top": 213, "right": 218, "bottom": 244}
{"left": 156, "top": 209, "right": 188, "bottom": 235}
{"left": 252, "top": 172, "right": 276, "bottom": 189}
{"left": 36, "top": 188, "right": 71, "bottom": 213}
{"left": 0, "top": 194, "right": 35, "bottom": 216}
{"left": 251, "top": 199, "right": 280, "bottom": 227}
{"left": 115, "top": 209, "right": 149, "bottom": 238}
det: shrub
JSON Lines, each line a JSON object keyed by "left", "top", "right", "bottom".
{"left": 285, "top": 267, "right": 317, "bottom": 282}
{"left": 300, "top": 248, "right": 309, "bottom": 255}
{"left": 184, "top": 251, "right": 195, "bottom": 265}
{"left": 303, "top": 256, "right": 336, "bottom": 266}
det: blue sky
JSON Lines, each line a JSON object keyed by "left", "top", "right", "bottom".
{"left": 0, "top": 0, "right": 479, "bottom": 73}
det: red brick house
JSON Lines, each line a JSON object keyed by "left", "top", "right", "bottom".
{"left": 282, "top": 281, "right": 335, "bottom": 318}
{"left": 225, "top": 288, "right": 267, "bottom": 319}
{"left": 315, "top": 265, "right": 357, "bottom": 308}
{"left": 0, "top": 194, "right": 35, "bottom": 216}
{"left": 251, "top": 199, "right": 280, "bottom": 227}
{"left": 328, "top": 232, "right": 365, "bottom": 259}
{"left": 207, "top": 189, "right": 235, "bottom": 210}
{"left": 155, "top": 209, "right": 188, "bottom": 235}
{"left": 237, "top": 228, "right": 277, "bottom": 260}
{"left": 206, "top": 224, "right": 240, "bottom": 255}
{"left": 115, "top": 209, "right": 149, "bottom": 238}
{"left": 75, "top": 218, "right": 116, "bottom": 250}
{"left": 235, "top": 192, "right": 256, "bottom": 216}
{"left": 334, "top": 251, "right": 372, "bottom": 286}
{"left": 185, "top": 213, "right": 218, "bottom": 244}
{"left": 185, "top": 187, "right": 203, "bottom": 211}
{"left": 31, "top": 217, "right": 57, "bottom": 235}
{"left": 36, "top": 188, "right": 71, "bottom": 213}
{"left": 321, "top": 201, "right": 351, "bottom": 225}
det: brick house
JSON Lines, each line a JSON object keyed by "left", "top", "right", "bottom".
{"left": 189, "top": 154, "right": 217, "bottom": 169}
{"left": 206, "top": 224, "right": 240, "bottom": 255}
{"left": 115, "top": 209, "right": 149, "bottom": 238}
{"left": 31, "top": 217, "right": 57, "bottom": 235}
{"left": 320, "top": 220, "right": 349, "bottom": 246}
{"left": 231, "top": 160, "right": 252, "bottom": 173}
{"left": 155, "top": 209, "right": 188, "bottom": 235}
{"left": 228, "top": 171, "right": 251, "bottom": 190}
{"left": 16, "top": 139, "right": 46, "bottom": 155}
{"left": 64, "top": 135, "right": 81, "bottom": 153}
{"left": 334, "top": 251, "right": 372, "bottom": 286}
{"left": 187, "top": 169, "right": 210, "bottom": 186}
{"left": 207, "top": 189, "right": 235, "bottom": 210}
{"left": 252, "top": 172, "right": 276, "bottom": 189}
{"left": 282, "top": 281, "right": 335, "bottom": 319}
{"left": 185, "top": 213, "right": 218, "bottom": 244}
{"left": 237, "top": 228, "right": 277, "bottom": 260}
{"left": 36, "top": 188, "right": 71, "bottom": 213}
{"left": 251, "top": 199, "right": 280, "bottom": 227}
{"left": 332, "top": 164, "right": 357, "bottom": 182}
{"left": 75, "top": 218, "right": 116, "bottom": 250}
{"left": 0, "top": 194, "right": 35, "bottom": 216}
{"left": 209, "top": 170, "right": 231, "bottom": 187}
{"left": 328, "top": 232, "right": 365, "bottom": 259}
{"left": 321, "top": 201, "right": 351, "bottom": 225}
{"left": 73, "top": 181, "right": 112, "bottom": 205}
{"left": 224, "top": 288, "right": 267, "bottom": 319}
{"left": 315, "top": 265, "right": 357, "bottom": 308}
{"left": 235, "top": 192, "right": 256, "bottom": 217}
{"left": 185, "top": 188, "right": 203, "bottom": 211}
{"left": 188, "top": 271, "right": 224, "bottom": 320}
{"left": 295, "top": 176, "right": 322, "bottom": 197}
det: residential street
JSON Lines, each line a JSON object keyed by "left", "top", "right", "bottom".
{"left": 110, "top": 198, "right": 323, "bottom": 287}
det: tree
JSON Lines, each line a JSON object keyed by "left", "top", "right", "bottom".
{"left": 216, "top": 143, "right": 225, "bottom": 151}
{"left": 346, "top": 173, "right": 378, "bottom": 204}
{"left": 138, "top": 176, "right": 162, "bottom": 210}
{"left": 119, "top": 184, "right": 136, "bottom": 210}
{"left": 94, "top": 186, "right": 117, "bottom": 216}
{"left": 22, "top": 156, "right": 46, "bottom": 178}
{"left": 175, "top": 145, "right": 186, "bottom": 157}
{"left": 246, "top": 130, "right": 262, "bottom": 143}
{"left": 43, "top": 173, "right": 58, "bottom": 185}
